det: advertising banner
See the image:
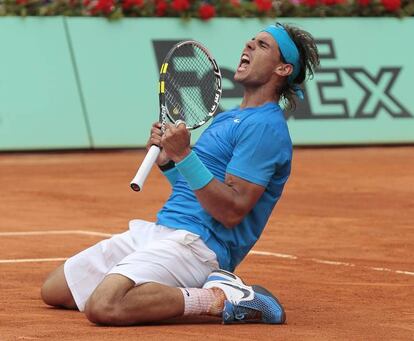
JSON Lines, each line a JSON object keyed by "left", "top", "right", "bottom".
{"left": 0, "top": 18, "right": 412, "bottom": 150}
{"left": 67, "top": 18, "right": 414, "bottom": 147}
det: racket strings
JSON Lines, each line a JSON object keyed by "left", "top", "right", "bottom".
{"left": 167, "top": 61, "right": 209, "bottom": 124}
{"left": 165, "top": 71, "right": 214, "bottom": 126}
{"left": 165, "top": 77, "right": 205, "bottom": 126}
{"left": 165, "top": 77, "right": 186, "bottom": 121}
{"left": 164, "top": 44, "right": 219, "bottom": 128}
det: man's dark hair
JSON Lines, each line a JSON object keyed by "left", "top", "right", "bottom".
{"left": 278, "top": 23, "right": 320, "bottom": 111}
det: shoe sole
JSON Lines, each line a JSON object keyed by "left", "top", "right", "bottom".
{"left": 252, "top": 285, "right": 286, "bottom": 324}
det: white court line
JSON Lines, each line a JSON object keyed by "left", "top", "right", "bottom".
{"left": 0, "top": 230, "right": 112, "bottom": 238}
{"left": 0, "top": 258, "right": 67, "bottom": 264}
{"left": 250, "top": 250, "right": 297, "bottom": 259}
{"left": 0, "top": 230, "right": 413, "bottom": 277}
{"left": 311, "top": 258, "right": 355, "bottom": 267}
{"left": 395, "top": 270, "right": 414, "bottom": 276}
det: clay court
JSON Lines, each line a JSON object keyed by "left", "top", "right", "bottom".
{"left": 0, "top": 147, "right": 413, "bottom": 340}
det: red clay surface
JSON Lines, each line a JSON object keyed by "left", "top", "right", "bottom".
{"left": 0, "top": 147, "right": 413, "bottom": 340}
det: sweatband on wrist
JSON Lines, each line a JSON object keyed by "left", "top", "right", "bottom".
{"left": 163, "top": 167, "right": 179, "bottom": 186}
{"left": 158, "top": 160, "right": 175, "bottom": 172}
{"left": 175, "top": 151, "right": 214, "bottom": 191}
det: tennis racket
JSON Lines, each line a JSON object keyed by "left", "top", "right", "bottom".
{"left": 130, "top": 40, "right": 222, "bottom": 192}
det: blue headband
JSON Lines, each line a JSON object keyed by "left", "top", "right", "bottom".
{"left": 262, "top": 24, "right": 304, "bottom": 100}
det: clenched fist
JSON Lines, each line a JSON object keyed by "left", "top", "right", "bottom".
{"left": 161, "top": 122, "right": 191, "bottom": 163}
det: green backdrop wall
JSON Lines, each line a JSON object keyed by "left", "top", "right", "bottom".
{"left": 0, "top": 17, "right": 413, "bottom": 150}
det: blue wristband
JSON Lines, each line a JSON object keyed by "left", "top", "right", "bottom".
{"left": 175, "top": 150, "right": 214, "bottom": 190}
{"left": 163, "top": 167, "right": 179, "bottom": 186}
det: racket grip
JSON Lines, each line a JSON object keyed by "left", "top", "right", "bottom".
{"left": 130, "top": 145, "right": 161, "bottom": 192}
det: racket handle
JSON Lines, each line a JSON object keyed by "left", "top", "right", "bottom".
{"left": 130, "top": 145, "right": 161, "bottom": 192}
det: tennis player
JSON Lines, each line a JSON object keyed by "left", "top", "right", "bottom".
{"left": 41, "top": 23, "right": 319, "bottom": 326}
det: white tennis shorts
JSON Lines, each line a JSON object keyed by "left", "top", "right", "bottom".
{"left": 64, "top": 219, "right": 219, "bottom": 311}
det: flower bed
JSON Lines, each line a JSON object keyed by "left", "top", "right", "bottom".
{"left": 1, "top": 0, "right": 413, "bottom": 19}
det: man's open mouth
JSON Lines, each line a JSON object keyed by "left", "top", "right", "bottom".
{"left": 237, "top": 53, "right": 250, "bottom": 71}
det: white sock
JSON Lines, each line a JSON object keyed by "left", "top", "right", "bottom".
{"left": 179, "top": 288, "right": 225, "bottom": 316}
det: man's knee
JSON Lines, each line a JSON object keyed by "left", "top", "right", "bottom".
{"left": 84, "top": 291, "right": 125, "bottom": 326}
{"left": 84, "top": 274, "right": 137, "bottom": 326}
{"left": 41, "top": 264, "right": 77, "bottom": 309}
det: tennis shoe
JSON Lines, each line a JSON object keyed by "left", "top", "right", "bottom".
{"left": 203, "top": 269, "right": 286, "bottom": 324}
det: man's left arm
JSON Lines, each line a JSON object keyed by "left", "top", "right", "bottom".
{"left": 193, "top": 174, "right": 265, "bottom": 228}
